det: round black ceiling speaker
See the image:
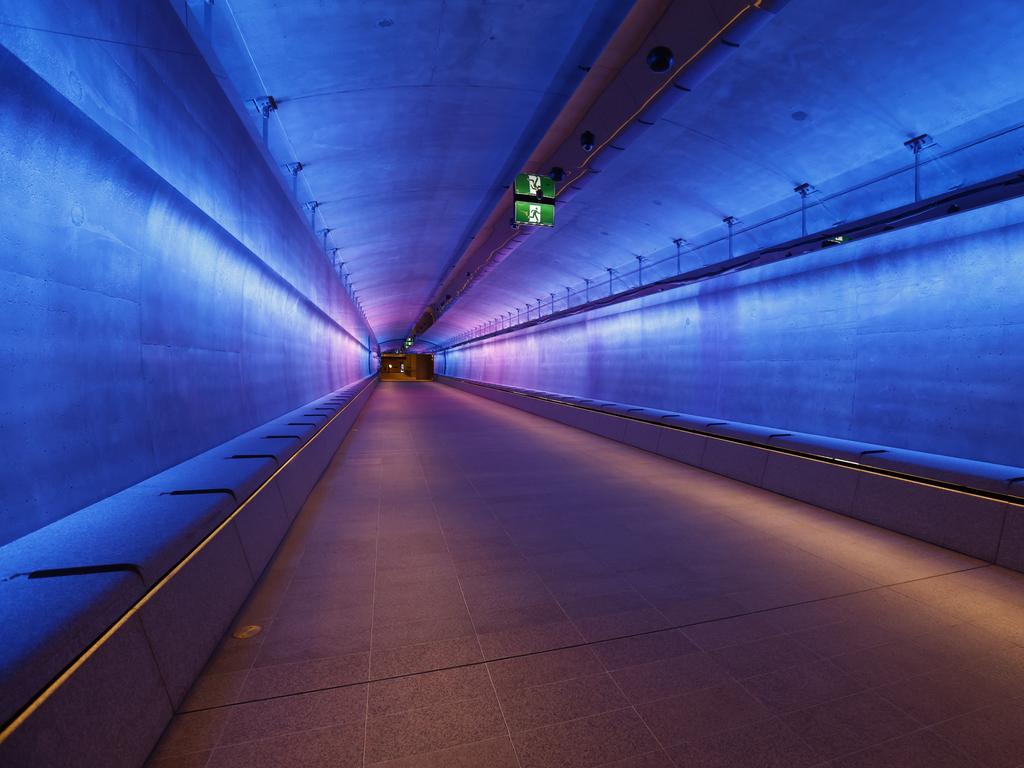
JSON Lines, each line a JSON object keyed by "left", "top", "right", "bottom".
{"left": 646, "top": 46, "right": 674, "bottom": 72}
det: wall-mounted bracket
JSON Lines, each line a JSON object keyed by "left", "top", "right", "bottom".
{"left": 723, "top": 216, "right": 737, "bottom": 258}
{"left": 794, "top": 183, "right": 815, "bottom": 236}
{"left": 317, "top": 227, "right": 333, "bottom": 252}
{"left": 904, "top": 134, "right": 934, "bottom": 202}
{"left": 672, "top": 238, "right": 687, "bottom": 274}
{"left": 286, "top": 161, "right": 304, "bottom": 197}
{"left": 251, "top": 95, "right": 278, "bottom": 146}
{"left": 303, "top": 200, "right": 320, "bottom": 229}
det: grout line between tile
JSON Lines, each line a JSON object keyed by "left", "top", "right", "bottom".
{"left": 431, "top": 455, "right": 525, "bottom": 768}
{"left": 361, "top": 495, "right": 382, "bottom": 768}
{"left": 178, "top": 561, "right": 992, "bottom": 715}
{"left": 602, "top": 643, "right": 678, "bottom": 766}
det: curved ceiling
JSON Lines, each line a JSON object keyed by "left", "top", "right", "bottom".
{"left": 424, "top": 0, "right": 1024, "bottom": 344}
{"left": 215, "top": 0, "right": 631, "bottom": 342}
{"left": 208, "top": 0, "right": 1024, "bottom": 348}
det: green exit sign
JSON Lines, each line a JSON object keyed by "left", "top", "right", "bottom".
{"left": 514, "top": 200, "right": 554, "bottom": 227}
{"left": 514, "top": 173, "right": 555, "bottom": 200}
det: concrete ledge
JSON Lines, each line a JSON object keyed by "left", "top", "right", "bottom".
{"left": 0, "top": 490, "right": 235, "bottom": 587}
{"left": 762, "top": 452, "right": 859, "bottom": 515}
{"left": 623, "top": 420, "right": 663, "bottom": 453}
{"left": 0, "top": 616, "right": 171, "bottom": 768}
{"left": 437, "top": 375, "right": 1023, "bottom": 575}
{"left": 850, "top": 474, "right": 1008, "bottom": 562}
{"left": 0, "top": 374, "right": 377, "bottom": 760}
{"left": 768, "top": 431, "right": 887, "bottom": 462}
{"left": 0, "top": 571, "right": 143, "bottom": 731}
{"left": 140, "top": 455, "right": 278, "bottom": 505}
{"left": 858, "top": 449, "right": 1024, "bottom": 495}
{"left": 700, "top": 439, "right": 770, "bottom": 486}
{"left": 704, "top": 422, "right": 791, "bottom": 446}
{"left": 580, "top": 410, "right": 629, "bottom": 442}
{"left": 139, "top": 522, "right": 255, "bottom": 707}
{"left": 997, "top": 506, "right": 1024, "bottom": 571}
{"left": 231, "top": 479, "right": 292, "bottom": 578}
{"left": 655, "top": 428, "right": 708, "bottom": 466}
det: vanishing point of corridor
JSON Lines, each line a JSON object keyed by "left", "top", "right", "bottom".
{"left": 148, "top": 383, "right": 1024, "bottom": 768}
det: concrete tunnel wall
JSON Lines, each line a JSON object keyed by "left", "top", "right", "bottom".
{"left": 443, "top": 196, "right": 1024, "bottom": 469}
{"left": 0, "top": 2, "right": 373, "bottom": 547}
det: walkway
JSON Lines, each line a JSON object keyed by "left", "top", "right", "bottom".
{"left": 147, "top": 382, "right": 1024, "bottom": 768}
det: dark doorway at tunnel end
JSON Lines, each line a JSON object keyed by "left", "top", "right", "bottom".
{"left": 380, "top": 353, "right": 434, "bottom": 381}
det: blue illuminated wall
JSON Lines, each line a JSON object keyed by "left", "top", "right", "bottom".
{"left": 445, "top": 198, "right": 1024, "bottom": 468}
{"left": 0, "top": 4, "right": 372, "bottom": 546}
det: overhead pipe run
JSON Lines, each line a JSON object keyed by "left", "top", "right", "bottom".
{"left": 411, "top": 0, "right": 791, "bottom": 341}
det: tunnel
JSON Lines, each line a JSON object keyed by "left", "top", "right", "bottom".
{"left": 2, "top": 1, "right": 1024, "bottom": 766}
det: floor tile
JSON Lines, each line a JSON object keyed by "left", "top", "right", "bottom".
{"left": 497, "top": 671, "right": 628, "bottom": 732}
{"left": 664, "top": 718, "right": 819, "bottom": 768}
{"left": 741, "top": 658, "right": 865, "bottom": 714}
{"left": 371, "top": 613, "right": 476, "bottom": 651}
{"left": 149, "top": 710, "right": 229, "bottom": 761}
{"left": 369, "top": 635, "right": 483, "bottom": 678}
{"left": 636, "top": 682, "right": 772, "bottom": 746}
{"left": 205, "top": 724, "right": 364, "bottom": 768}
{"left": 511, "top": 708, "right": 660, "bottom": 768}
{"left": 611, "top": 651, "right": 733, "bottom": 704}
{"left": 827, "top": 728, "right": 983, "bottom": 768}
{"left": 876, "top": 666, "right": 1020, "bottom": 725}
{"left": 711, "top": 634, "right": 821, "bottom": 679}
{"left": 368, "top": 665, "right": 491, "bottom": 718}
{"left": 470, "top": 600, "right": 569, "bottom": 635}
{"left": 780, "top": 691, "right": 920, "bottom": 761}
{"left": 367, "top": 736, "right": 519, "bottom": 767}
{"left": 595, "top": 752, "right": 675, "bottom": 768}
{"left": 932, "top": 700, "right": 1024, "bottom": 768}
{"left": 239, "top": 653, "right": 368, "bottom": 701}
{"left": 254, "top": 625, "right": 372, "bottom": 668}
{"left": 594, "top": 629, "right": 700, "bottom": 671}
{"left": 219, "top": 686, "right": 367, "bottom": 746}
{"left": 790, "top": 619, "right": 902, "bottom": 659}
{"left": 200, "top": 633, "right": 265, "bottom": 676}
{"left": 179, "top": 670, "right": 248, "bottom": 711}
{"left": 364, "top": 689, "right": 506, "bottom": 764}
{"left": 828, "top": 638, "right": 941, "bottom": 689}
{"left": 477, "top": 619, "right": 585, "bottom": 660}
{"left": 683, "top": 612, "right": 789, "bottom": 651}
{"left": 635, "top": 595, "right": 744, "bottom": 626}
{"left": 571, "top": 606, "right": 672, "bottom": 643}
{"left": 146, "top": 751, "right": 211, "bottom": 768}
{"left": 488, "top": 645, "right": 604, "bottom": 692}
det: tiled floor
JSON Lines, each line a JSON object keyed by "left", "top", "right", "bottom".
{"left": 147, "top": 383, "right": 1024, "bottom": 768}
